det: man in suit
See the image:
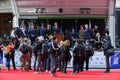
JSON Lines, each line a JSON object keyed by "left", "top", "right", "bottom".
{"left": 19, "top": 25, "right": 28, "bottom": 38}
{"left": 49, "top": 36, "right": 60, "bottom": 76}
{"left": 83, "top": 24, "right": 92, "bottom": 40}
{"left": 28, "top": 25, "right": 36, "bottom": 45}
{"left": 102, "top": 32, "right": 112, "bottom": 73}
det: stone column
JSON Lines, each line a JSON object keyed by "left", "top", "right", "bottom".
{"left": 13, "top": 15, "right": 19, "bottom": 27}
{"left": 108, "top": 0, "right": 115, "bottom": 47}
{"left": 11, "top": 0, "right": 19, "bottom": 27}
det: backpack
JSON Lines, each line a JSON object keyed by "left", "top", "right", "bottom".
{"left": 21, "top": 44, "right": 29, "bottom": 53}
{"left": 41, "top": 41, "right": 49, "bottom": 55}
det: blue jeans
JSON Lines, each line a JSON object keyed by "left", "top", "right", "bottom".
{"left": 34, "top": 55, "right": 37, "bottom": 71}
{"left": 46, "top": 57, "right": 51, "bottom": 71}
{"left": 6, "top": 57, "right": 10, "bottom": 70}
{"left": 50, "top": 57, "right": 58, "bottom": 74}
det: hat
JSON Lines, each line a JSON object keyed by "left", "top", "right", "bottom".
{"left": 38, "top": 36, "right": 44, "bottom": 41}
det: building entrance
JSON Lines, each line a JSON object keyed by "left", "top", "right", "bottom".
{"left": 19, "top": 17, "right": 106, "bottom": 38}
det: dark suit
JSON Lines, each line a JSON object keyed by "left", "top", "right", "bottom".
{"left": 39, "top": 27, "right": 46, "bottom": 37}
{"left": 28, "top": 28, "right": 36, "bottom": 45}
{"left": 84, "top": 28, "right": 92, "bottom": 40}
{"left": 19, "top": 28, "right": 28, "bottom": 38}
{"left": 52, "top": 26, "right": 61, "bottom": 35}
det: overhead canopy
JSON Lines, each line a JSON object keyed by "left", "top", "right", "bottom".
{"left": 0, "top": 0, "right": 12, "bottom": 13}
{"left": 0, "top": 0, "right": 116, "bottom": 17}
{"left": 15, "top": 0, "right": 109, "bottom": 17}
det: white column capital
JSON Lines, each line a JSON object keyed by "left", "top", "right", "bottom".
{"left": 108, "top": 16, "right": 115, "bottom": 47}
{"left": 13, "top": 15, "right": 19, "bottom": 28}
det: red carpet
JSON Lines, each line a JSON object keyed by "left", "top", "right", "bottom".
{"left": 0, "top": 68, "right": 120, "bottom": 80}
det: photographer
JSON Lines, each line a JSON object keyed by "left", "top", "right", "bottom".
{"left": 101, "top": 32, "right": 114, "bottom": 73}
{"left": 49, "top": 36, "right": 60, "bottom": 76}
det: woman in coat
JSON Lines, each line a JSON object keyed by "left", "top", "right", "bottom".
{"left": 59, "top": 40, "right": 71, "bottom": 73}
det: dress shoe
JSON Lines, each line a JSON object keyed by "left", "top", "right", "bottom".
{"left": 104, "top": 71, "right": 110, "bottom": 73}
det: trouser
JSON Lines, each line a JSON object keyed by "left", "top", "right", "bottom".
{"left": 73, "top": 56, "right": 81, "bottom": 72}
{"left": 105, "top": 55, "right": 110, "bottom": 72}
{"left": 50, "top": 57, "right": 58, "bottom": 75}
{"left": 79, "top": 57, "right": 84, "bottom": 72}
{"left": 6, "top": 57, "right": 10, "bottom": 70}
{"left": 11, "top": 49, "right": 16, "bottom": 70}
{"left": 20, "top": 54, "right": 30, "bottom": 71}
{"left": 30, "top": 37, "right": 35, "bottom": 45}
{"left": 36, "top": 54, "right": 46, "bottom": 72}
{"left": 60, "top": 61, "right": 68, "bottom": 73}
{"left": 46, "top": 57, "right": 51, "bottom": 71}
{"left": 11, "top": 56, "right": 16, "bottom": 70}
{"left": 0, "top": 50, "right": 3, "bottom": 64}
{"left": 29, "top": 52, "right": 32, "bottom": 69}
{"left": 58, "top": 59, "right": 61, "bottom": 71}
{"left": 84, "top": 56, "right": 90, "bottom": 70}
{"left": 34, "top": 55, "right": 37, "bottom": 71}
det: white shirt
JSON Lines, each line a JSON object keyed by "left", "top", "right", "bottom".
{"left": 10, "top": 30, "right": 15, "bottom": 38}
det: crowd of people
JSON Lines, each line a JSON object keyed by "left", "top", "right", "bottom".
{"left": 0, "top": 22, "right": 114, "bottom": 76}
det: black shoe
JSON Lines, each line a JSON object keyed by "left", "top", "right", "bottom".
{"left": 34, "top": 69, "right": 36, "bottom": 71}
{"left": 81, "top": 69, "right": 84, "bottom": 72}
{"left": 86, "top": 69, "right": 89, "bottom": 71}
{"left": 76, "top": 71, "right": 79, "bottom": 73}
{"left": 57, "top": 69, "right": 61, "bottom": 72}
{"left": 104, "top": 71, "right": 110, "bottom": 73}
{"left": 14, "top": 68, "right": 16, "bottom": 70}
{"left": 29, "top": 68, "right": 33, "bottom": 70}
{"left": 72, "top": 72, "right": 77, "bottom": 75}
{"left": 50, "top": 73, "right": 56, "bottom": 77}
{"left": 63, "top": 71, "right": 67, "bottom": 74}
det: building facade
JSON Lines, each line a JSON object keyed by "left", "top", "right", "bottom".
{"left": 0, "top": 0, "right": 116, "bottom": 47}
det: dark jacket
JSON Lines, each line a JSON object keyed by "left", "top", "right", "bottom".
{"left": 39, "top": 27, "right": 46, "bottom": 37}
{"left": 52, "top": 26, "right": 61, "bottom": 34}
{"left": 84, "top": 43, "right": 93, "bottom": 57}
{"left": 35, "top": 41, "right": 43, "bottom": 55}
{"left": 28, "top": 28, "right": 36, "bottom": 39}
{"left": 102, "top": 36, "right": 112, "bottom": 55}
{"left": 19, "top": 29, "right": 28, "bottom": 38}
{"left": 59, "top": 46, "right": 71, "bottom": 61}
{"left": 49, "top": 41, "right": 60, "bottom": 57}
{"left": 84, "top": 28, "right": 92, "bottom": 40}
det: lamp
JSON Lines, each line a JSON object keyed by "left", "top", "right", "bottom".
{"left": 80, "top": 8, "right": 90, "bottom": 14}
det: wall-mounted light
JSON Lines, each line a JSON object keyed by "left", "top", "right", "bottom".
{"left": 80, "top": 8, "right": 90, "bottom": 14}
{"left": 8, "top": 20, "right": 12, "bottom": 23}
{"left": 36, "top": 8, "right": 46, "bottom": 13}
{"left": 59, "top": 8, "right": 63, "bottom": 13}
